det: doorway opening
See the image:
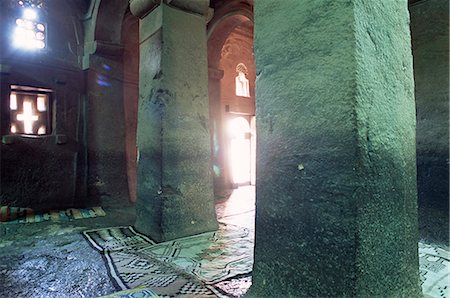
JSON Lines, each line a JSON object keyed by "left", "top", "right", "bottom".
{"left": 207, "top": 2, "right": 255, "bottom": 296}
{"left": 207, "top": 10, "right": 255, "bottom": 195}
{"left": 228, "top": 116, "right": 256, "bottom": 186}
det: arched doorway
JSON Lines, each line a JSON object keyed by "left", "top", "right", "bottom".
{"left": 207, "top": 0, "right": 255, "bottom": 194}
{"left": 207, "top": 3, "right": 255, "bottom": 295}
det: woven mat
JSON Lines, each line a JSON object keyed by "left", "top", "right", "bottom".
{"left": 0, "top": 206, "right": 106, "bottom": 224}
{"left": 84, "top": 223, "right": 449, "bottom": 297}
{"left": 419, "top": 242, "right": 450, "bottom": 298}
{"left": 142, "top": 226, "right": 253, "bottom": 284}
{"left": 83, "top": 224, "right": 253, "bottom": 297}
{"left": 100, "top": 286, "right": 159, "bottom": 298}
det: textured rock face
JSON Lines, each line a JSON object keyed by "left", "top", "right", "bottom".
{"left": 1, "top": 136, "right": 78, "bottom": 210}
{"left": 249, "top": 0, "right": 420, "bottom": 297}
{"left": 353, "top": 1, "right": 419, "bottom": 296}
{"left": 134, "top": 4, "right": 218, "bottom": 242}
{"left": 86, "top": 55, "right": 129, "bottom": 205}
{"left": 410, "top": 0, "right": 449, "bottom": 244}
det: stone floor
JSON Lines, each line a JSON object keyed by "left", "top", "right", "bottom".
{"left": 0, "top": 186, "right": 448, "bottom": 297}
{"left": 0, "top": 196, "right": 136, "bottom": 298}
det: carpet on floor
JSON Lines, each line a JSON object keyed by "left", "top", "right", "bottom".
{"left": 83, "top": 224, "right": 253, "bottom": 297}
{"left": 0, "top": 206, "right": 106, "bottom": 224}
{"left": 419, "top": 242, "right": 450, "bottom": 298}
{"left": 100, "top": 286, "right": 159, "bottom": 298}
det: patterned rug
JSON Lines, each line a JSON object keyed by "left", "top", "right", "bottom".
{"left": 100, "top": 286, "right": 159, "bottom": 298}
{"left": 0, "top": 206, "right": 106, "bottom": 224}
{"left": 419, "top": 242, "right": 450, "bottom": 298}
{"left": 137, "top": 225, "right": 253, "bottom": 285}
{"left": 83, "top": 224, "right": 252, "bottom": 297}
{"left": 84, "top": 225, "right": 450, "bottom": 298}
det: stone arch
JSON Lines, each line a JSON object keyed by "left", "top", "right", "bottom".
{"left": 83, "top": 0, "right": 129, "bottom": 53}
{"left": 207, "top": 0, "right": 253, "bottom": 68}
{"left": 94, "top": 0, "right": 129, "bottom": 44}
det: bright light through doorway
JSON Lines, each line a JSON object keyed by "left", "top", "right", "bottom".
{"left": 228, "top": 117, "right": 255, "bottom": 185}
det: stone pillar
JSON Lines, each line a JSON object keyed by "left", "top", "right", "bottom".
{"left": 131, "top": 0, "right": 218, "bottom": 242}
{"left": 410, "top": 0, "right": 449, "bottom": 244}
{"left": 208, "top": 66, "right": 229, "bottom": 193}
{"left": 85, "top": 51, "right": 129, "bottom": 204}
{"left": 249, "top": 0, "right": 421, "bottom": 297}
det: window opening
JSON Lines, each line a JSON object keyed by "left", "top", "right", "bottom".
{"left": 9, "top": 86, "right": 52, "bottom": 135}
{"left": 235, "top": 63, "right": 250, "bottom": 97}
{"left": 12, "top": 0, "right": 46, "bottom": 50}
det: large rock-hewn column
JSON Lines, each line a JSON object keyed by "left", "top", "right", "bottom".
{"left": 249, "top": 0, "right": 421, "bottom": 297}
{"left": 131, "top": 0, "right": 218, "bottom": 242}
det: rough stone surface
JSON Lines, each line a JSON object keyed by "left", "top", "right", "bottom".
{"left": 135, "top": 4, "right": 218, "bottom": 242}
{"left": 86, "top": 55, "right": 129, "bottom": 206}
{"left": 0, "top": 65, "right": 85, "bottom": 210}
{"left": 122, "top": 12, "right": 140, "bottom": 203}
{"left": 353, "top": 1, "right": 420, "bottom": 296}
{"left": 0, "top": 199, "right": 136, "bottom": 298}
{"left": 0, "top": 226, "right": 115, "bottom": 298}
{"left": 1, "top": 136, "right": 78, "bottom": 210}
{"left": 410, "top": 0, "right": 449, "bottom": 245}
{"left": 249, "top": 0, "right": 420, "bottom": 297}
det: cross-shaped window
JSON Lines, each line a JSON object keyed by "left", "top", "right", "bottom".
{"left": 16, "top": 101, "right": 39, "bottom": 134}
{"left": 9, "top": 87, "right": 51, "bottom": 135}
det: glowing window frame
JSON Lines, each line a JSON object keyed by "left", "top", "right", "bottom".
{"left": 12, "top": 1, "right": 47, "bottom": 50}
{"left": 9, "top": 85, "right": 53, "bottom": 136}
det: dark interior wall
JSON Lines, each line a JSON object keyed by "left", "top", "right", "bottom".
{"left": 0, "top": 0, "right": 87, "bottom": 210}
{"left": 86, "top": 54, "right": 128, "bottom": 205}
{"left": 410, "top": 0, "right": 449, "bottom": 244}
{"left": 84, "top": 0, "right": 132, "bottom": 205}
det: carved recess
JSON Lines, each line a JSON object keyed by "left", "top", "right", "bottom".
{"left": 130, "top": 0, "right": 210, "bottom": 18}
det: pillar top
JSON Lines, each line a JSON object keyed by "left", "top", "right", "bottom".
{"left": 130, "top": 0, "right": 210, "bottom": 19}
